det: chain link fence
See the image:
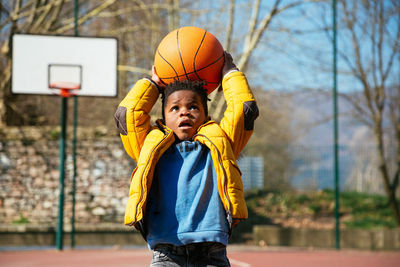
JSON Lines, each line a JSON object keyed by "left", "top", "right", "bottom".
{"left": 0, "top": 136, "right": 396, "bottom": 226}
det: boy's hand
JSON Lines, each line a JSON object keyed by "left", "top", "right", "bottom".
{"left": 222, "top": 52, "right": 239, "bottom": 77}
{"left": 151, "top": 65, "right": 165, "bottom": 91}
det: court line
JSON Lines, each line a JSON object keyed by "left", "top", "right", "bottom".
{"left": 230, "top": 258, "right": 251, "bottom": 267}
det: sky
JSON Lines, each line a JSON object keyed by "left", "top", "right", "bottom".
{"left": 187, "top": 0, "right": 398, "bottom": 94}
{"left": 181, "top": 0, "right": 335, "bottom": 92}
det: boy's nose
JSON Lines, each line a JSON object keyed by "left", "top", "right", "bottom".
{"left": 180, "top": 108, "right": 190, "bottom": 116}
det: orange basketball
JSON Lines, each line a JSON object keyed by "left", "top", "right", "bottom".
{"left": 154, "top": 26, "right": 224, "bottom": 94}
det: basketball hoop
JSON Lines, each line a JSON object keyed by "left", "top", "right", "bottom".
{"left": 49, "top": 82, "right": 81, "bottom": 98}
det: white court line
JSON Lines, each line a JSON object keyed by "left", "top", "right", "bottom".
{"left": 230, "top": 258, "right": 251, "bottom": 267}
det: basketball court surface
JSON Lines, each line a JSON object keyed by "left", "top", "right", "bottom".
{"left": 1, "top": 245, "right": 399, "bottom": 267}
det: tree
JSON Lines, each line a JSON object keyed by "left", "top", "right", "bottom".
{"left": 0, "top": 0, "right": 179, "bottom": 127}
{"left": 0, "top": 0, "right": 119, "bottom": 127}
{"left": 330, "top": 0, "right": 400, "bottom": 224}
{"left": 208, "top": 0, "right": 318, "bottom": 120}
{"left": 244, "top": 87, "right": 296, "bottom": 190}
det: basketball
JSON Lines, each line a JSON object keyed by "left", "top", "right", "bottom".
{"left": 154, "top": 26, "right": 225, "bottom": 94}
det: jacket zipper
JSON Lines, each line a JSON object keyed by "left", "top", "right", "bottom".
{"left": 131, "top": 127, "right": 172, "bottom": 225}
{"left": 193, "top": 133, "right": 233, "bottom": 227}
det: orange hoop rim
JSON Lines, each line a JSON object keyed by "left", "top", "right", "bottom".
{"left": 49, "top": 82, "right": 81, "bottom": 97}
{"left": 49, "top": 82, "right": 81, "bottom": 90}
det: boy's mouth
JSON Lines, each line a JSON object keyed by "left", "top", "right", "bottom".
{"left": 178, "top": 120, "right": 193, "bottom": 128}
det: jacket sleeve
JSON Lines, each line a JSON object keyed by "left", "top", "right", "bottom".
{"left": 114, "top": 79, "right": 160, "bottom": 162}
{"left": 219, "top": 71, "right": 259, "bottom": 159}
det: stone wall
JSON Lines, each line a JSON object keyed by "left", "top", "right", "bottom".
{"left": 0, "top": 127, "right": 135, "bottom": 225}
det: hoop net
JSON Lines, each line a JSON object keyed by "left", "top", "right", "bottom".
{"left": 49, "top": 82, "right": 81, "bottom": 97}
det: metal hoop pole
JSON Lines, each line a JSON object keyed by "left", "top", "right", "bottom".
{"left": 332, "top": 0, "right": 340, "bottom": 250}
{"left": 56, "top": 96, "right": 68, "bottom": 250}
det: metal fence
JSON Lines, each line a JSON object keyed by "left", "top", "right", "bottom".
{"left": 0, "top": 138, "right": 396, "bottom": 226}
{"left": 288, "top": 145, "right": 395, "bottom": 195}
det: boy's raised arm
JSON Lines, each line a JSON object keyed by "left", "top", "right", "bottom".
{"left": 219, "top": 52, "right": 259, "bottom": 159}
{"left": 114, "top": 77, "right": 160, "bottom": 162}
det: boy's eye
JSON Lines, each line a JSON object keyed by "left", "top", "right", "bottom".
{"left": 190, "top": 105, "right": 199, "bottom": 110}
{"left": 170, "top": 106, "right": 179, "bottom": 111}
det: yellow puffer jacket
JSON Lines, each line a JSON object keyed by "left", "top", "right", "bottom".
{"left": 114, "top": 71, "right": 259, "bottom": 232}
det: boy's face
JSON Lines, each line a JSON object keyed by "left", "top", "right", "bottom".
{"left": 164, "top": 90, "right": 207, "bottom": 141}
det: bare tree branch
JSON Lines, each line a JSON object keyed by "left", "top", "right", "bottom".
{"left": 54, "top": 0, "right": 117, "bottom": 34}
{"left": 168, "top": 0, "right": 180, "bottom": 31}
{"left": 337, "top": 0, "right": 400, "bottom": 224}
{"left": 45, "top": 0, "right": 65, "bottom": 31}
{"left": 224, "top": 0, "right": 235, "bottom": 51}
{"left": 212, "top": 0, "right": 309, "bottom": 120}
{"left": 341, "top": 0, "right": 377, "bottom": 120}
{"left": 118, "top": 65, "right": 152, "bottom": 76}
{"left": 243, "top": 0, "right": 261, "bottom": 57}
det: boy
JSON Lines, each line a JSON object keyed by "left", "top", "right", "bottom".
{"left": 114, "top": 52, "right": 258, "bottom": 266}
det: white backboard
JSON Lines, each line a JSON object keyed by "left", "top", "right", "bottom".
{"left": 12, "top": 34, "right": 118, "bottom": 97}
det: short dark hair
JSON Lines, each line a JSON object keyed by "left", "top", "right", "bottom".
{"left": 161, "top": 80, "right": 208, "bottom": 119}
